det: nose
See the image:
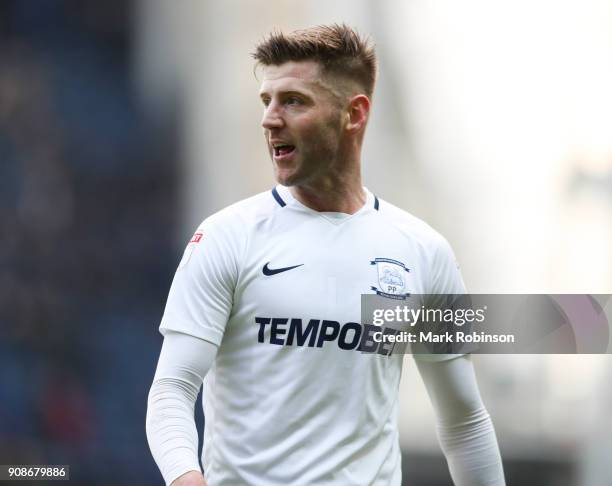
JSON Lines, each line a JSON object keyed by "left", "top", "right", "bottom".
{"left": 261, "top": 103, "right": 284, "bottom": 130}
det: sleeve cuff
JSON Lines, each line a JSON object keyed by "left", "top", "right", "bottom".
{"left": 160, "top": 315, "right": 223, "bottom": 346}
{"left": 412, "top": 353, "right": 467, "bottom": 363}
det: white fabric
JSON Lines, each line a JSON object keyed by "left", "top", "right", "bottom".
{"left": 158, "top": 185, "right": 467, "bottom": 485}
{"left": 416, "top": 355, "right": 506, "bottom": 485}
{"left": 147, "top": 335, "right": 505, "bottom": 486}
{"left": 146, "top": 331, "right": 218, "bottom": 485}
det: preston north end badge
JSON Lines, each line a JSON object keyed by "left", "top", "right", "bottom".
{"left": 370, "top": 257, "right": 410, "bottom": 300}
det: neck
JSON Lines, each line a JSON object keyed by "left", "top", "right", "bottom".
{"left": 289, "top": 158, "right": 366, "bottom": 214}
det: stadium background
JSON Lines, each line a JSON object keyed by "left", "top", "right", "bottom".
{"left": 1, "top": 1, "right": 611, "bottom": 484}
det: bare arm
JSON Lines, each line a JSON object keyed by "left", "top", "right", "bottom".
{"left": 415, "top": 355, "right": 506, "bottom": 485}
{"left": 146, "top": 331, "right": 218, "bottom": 486}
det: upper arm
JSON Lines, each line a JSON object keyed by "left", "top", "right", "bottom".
{"left": 415, "top": 234, "right": 468, "bottom": 363}
{"left": 428, "top": 234, "right": 465, "bottom": 297}
{"left": 153, "top": 331, "right": 219, "bottom": 384}
{"left": 415, "top": 355, "right": 485, "bottom": 422}
{"left": 160, "top": 217, "right": 242, "bottom": 345}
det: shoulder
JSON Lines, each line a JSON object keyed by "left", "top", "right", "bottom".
{"left": 375, "top": 197, "right": 465, "bottom": 293}
{"left": 195, "top": 189, "right": 282, "bottom": 235}
{"left": 375, "top": 197, "right": 451, "bottom": 252}
{"left": 180, "top": 190, "right": 281, "bottom": 273}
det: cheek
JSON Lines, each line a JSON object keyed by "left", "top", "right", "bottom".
{"left": 317, "top": 120, "right": 343, "bottom": 151}
{"left": 321, "top": 109, "right": 344, "bottom": 135}
{"left": 302, "top": 115, "right": 342, "bottom": 145}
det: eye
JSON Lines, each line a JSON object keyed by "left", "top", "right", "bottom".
{"left": 286, "top": 96, "right": 302, "bottom": 106}
{"left": 261, "top": 97, "right": 271, "bottom": 107}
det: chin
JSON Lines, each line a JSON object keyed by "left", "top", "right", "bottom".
{"left": 274, "top": 167, "right": 299, "bottom": 187}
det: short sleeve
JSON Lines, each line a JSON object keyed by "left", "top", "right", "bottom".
{"left": 159, "top": 217, "right": 241, "bottom": 346}
{"left": 413, "top": 234, "right": 467, "bottom": 363}
{"left": 429, "top": 235, "right": 466, "bottom": 296}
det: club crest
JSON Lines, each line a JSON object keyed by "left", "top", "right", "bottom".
{"left": 370, "top": 257, "right": 410, "bottom": 300}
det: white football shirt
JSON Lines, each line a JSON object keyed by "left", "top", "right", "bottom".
{"left": 160, "top": 185, "right": 466, "bottom": 485}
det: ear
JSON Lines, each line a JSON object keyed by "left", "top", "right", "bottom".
{"left": 345, "top": 94, "right": 371, "bottom": 132}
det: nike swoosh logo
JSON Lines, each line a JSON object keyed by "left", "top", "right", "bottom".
{"left": 262, "top": 262, "right": 304, "bottom": 276}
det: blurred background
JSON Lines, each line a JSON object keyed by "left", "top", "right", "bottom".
{"left": 1, "top": 0, "right": 611, "bottom": 484}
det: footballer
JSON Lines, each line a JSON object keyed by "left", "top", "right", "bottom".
{"left": 146, "top": 24, "right": 505, "bottom": 486}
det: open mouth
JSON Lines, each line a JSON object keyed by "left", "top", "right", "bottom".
{"left": 273, "top": 144, "right": 296, "bottom": 158}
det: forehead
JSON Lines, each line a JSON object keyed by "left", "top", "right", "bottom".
{"left": 259, "top": 60, "right": 326, "bottom": 95}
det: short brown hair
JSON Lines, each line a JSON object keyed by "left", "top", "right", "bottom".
{"left": 252, "top": 24, "right": 377, "bottom": 98}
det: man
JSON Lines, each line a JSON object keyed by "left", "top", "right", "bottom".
{"left": 147, "top": 24, "right": 505, "bottom": 486}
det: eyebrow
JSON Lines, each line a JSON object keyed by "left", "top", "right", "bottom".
{"left": 259, "top": 89, "right": 312, "bottom": 100}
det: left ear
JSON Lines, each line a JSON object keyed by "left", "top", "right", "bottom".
{"left": 345, "top": 94, "right": 370, "bottom": 132}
